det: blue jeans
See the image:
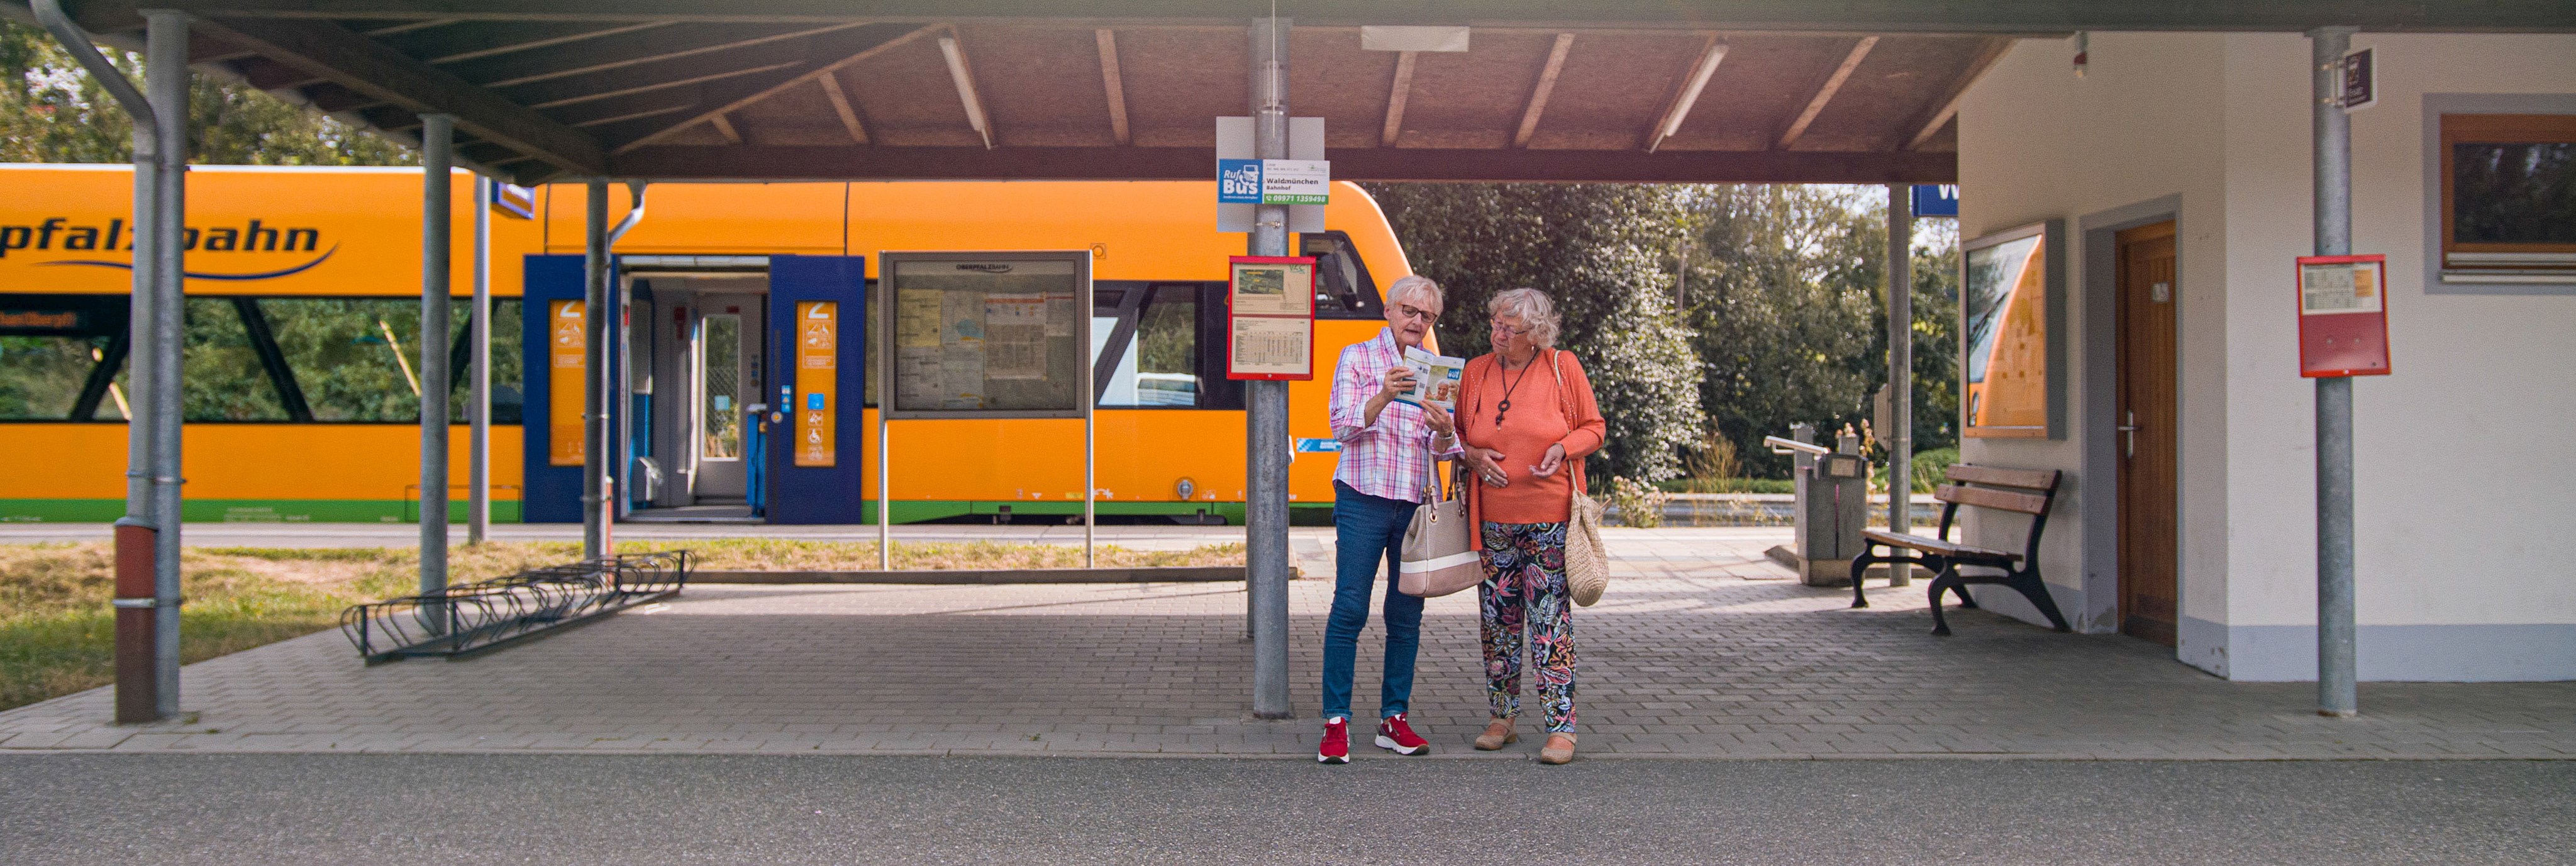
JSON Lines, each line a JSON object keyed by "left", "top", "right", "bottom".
{"left": 1321, "top": 482, "right": 1424, "bottom": 722}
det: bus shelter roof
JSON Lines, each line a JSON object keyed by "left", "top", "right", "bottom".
{"left": 33, "top": 1, "right": 2576, "bottom": 186}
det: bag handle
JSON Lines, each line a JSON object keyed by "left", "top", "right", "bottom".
{"left": 1546, "top": 349, "right": 1585, "bottom": 499}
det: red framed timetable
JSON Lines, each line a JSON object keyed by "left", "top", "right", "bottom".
{"left": 2294, "top": 254, "right": 2392, "bottom": 378}
{"left": 1225, "top": 255, "right": 1316, "bottom": 381}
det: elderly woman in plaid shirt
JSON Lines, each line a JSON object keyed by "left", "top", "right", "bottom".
{"left": 1314, "top": 275, "right": 1458, "bottom": 764}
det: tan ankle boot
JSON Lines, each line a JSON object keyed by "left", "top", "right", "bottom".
{"left": 1473, "top": 718, "right": 1517, "bottom": 750}
{"left": 1538, "top": 733, "right": 1576, "bottom": 764}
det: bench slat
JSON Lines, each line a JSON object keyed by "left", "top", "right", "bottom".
{"left": 1861, "top": 529, "right": 2023, "bottom": 562}
{"left": 1933, "top": 483, "right": 2049, "bottom": 514}
{"left": 1946, "top": 464, "right": 2060, "bottom": 491}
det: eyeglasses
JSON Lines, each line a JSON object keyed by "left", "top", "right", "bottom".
{"left": 1392, "top": 303, "right": 1437, "bottom": 323}
{"left": 1489, "top": 319, "right": 1529, "bottom": 338}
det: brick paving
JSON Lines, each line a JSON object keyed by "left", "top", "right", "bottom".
{"left": 4, "top": 528, "right": 2570, "bottom": 760}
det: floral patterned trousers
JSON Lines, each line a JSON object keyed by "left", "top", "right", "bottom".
{"left": 1479, "top": 520, "right": 1576, "bottom": 734}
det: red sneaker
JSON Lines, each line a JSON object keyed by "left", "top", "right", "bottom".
{"left": 1318, "top": 716, "right": 1351, "bottom": 764}
{"left": 1376, "top": 713, "right": 1431, "bottom": 755}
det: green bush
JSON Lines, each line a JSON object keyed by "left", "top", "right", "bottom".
{"left": 1872, "top": 447, "right": 1959, "bottom": 494}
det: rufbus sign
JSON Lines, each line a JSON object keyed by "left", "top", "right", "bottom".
{"left": 0, "top": 165, "right": 482, "bottom": 294}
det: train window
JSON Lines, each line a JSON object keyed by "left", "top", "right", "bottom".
{"left": 1300, "top": 231, "right": 1385, "bottom": 319}
{"left": 0, "top": 295, "right": 127, "bottom": 421}
{"left": 253, "top": 297, "right": 521, "bottom": 424}
{"left": 1097, "top": 285, "right": 1199, "bottom": 408}
{"left": 182, "top": 299, "right": 291, "bottom": 421}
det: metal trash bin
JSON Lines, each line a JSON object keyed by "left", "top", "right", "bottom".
{"left": 1762, "top": 425, "right": 1868, "bottom": 586}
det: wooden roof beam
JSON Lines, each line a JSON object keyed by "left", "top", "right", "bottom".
{"left": 70, "top": 1, "right": 2576, "bottom": 34}
{"left": 1777, "top": 35, "right": 1875, "bottom": 149}
{"left": 599, "top": 23, "right": 936, "bottom": 153}
{"left": 938, "top": 31, "right": 992, "bottom": 150}
{"left": 1645, "top": 35, "right": 1725, "bottom": 153}
{"left": 453, "top": 21, "right": 862, "bottom": 89}
{"left": 396, "top": 20, "right": 674, "bottom": 65}
{"left": 1095, "top": 28, "right": 1129, "bottom": 145}
{"left": 1902, "top": 36, "right": 2012, "bottom": 150}
{"left": 816, "top": 71, "right": 870, "bottom": 144}
{"left": 190, "top": 15, "right": 608, "bottom": 175}
{"left": 612, "top": 144, "right": 1955, "bottom": 184}
{"left": 708, "top": 111, "right": 743, "bottom": 143}
{"left": 1511, "top": 33, "right": 1574, "bottom": 149}
{"left": 1379, "top": 50, "right": 1416, "bottom": 147}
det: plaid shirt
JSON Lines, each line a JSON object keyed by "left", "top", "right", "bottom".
{"left": 1330, "top": 328, "right": 1458, "bottom": 503}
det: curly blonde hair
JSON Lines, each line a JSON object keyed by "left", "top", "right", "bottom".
{"left": 1486, "top": 287, "right": 1560, "bottom": 348}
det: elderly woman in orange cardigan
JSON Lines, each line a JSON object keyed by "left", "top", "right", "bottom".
{"left": 1454, "top": 287, "right": 1604, "bottom": 765}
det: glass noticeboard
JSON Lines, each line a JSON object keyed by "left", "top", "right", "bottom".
{"left": 879, "top": 251, "right": 1093, "bottom": 419}
{"left": 1960, "top": 219, "right": 2063, "bottom": 439}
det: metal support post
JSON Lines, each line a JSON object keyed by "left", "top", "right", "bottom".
{"left": 38, "top": 0, "right": 165, "bottom": 723}
{"left": 878, "top": 416, "right": 891, "bottom": 569}
{"left": 581, "top": 180, "right": 611, "bottom": 560}
{"left": 1085, "top": 398, "right": 1096, "bottom": 568}
{"left": 142, "top": 11, "right": 188, "bottom": 720}
{"left": 1246, "top": 14, "right": 1293, "bottom": 720}
{"left": 469, "top": 177, "right": 492, "bottom": 544}
{"left": 39, "top": 0, "right": 156, "bottom": 721}
{"left": 2309, "top": 26, "right": 2358, "bottom": 718}
{"left": 419, "top": 115, "right": 453, "bottom": 599}
{"left": 1885, "top": 184, "right": 1913, "bottom": 586}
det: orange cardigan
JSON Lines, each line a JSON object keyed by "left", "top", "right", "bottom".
{"left": 1455, "top": 348, "right": 1606, "bottom": 526}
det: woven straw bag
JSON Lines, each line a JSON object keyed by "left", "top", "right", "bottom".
{"left": 1550, "top": 350, "right": 1611, "bottom": 606}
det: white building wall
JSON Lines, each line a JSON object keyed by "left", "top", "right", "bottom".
{"left": 1957, "top": 31, "right": 2576, "bottom": 681}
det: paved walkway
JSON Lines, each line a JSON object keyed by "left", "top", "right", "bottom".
{"left": 4, "top": 528, "right": 2571, "bottom": 760}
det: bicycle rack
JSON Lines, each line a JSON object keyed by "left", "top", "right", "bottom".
{"left": 339, "top": 550, "right": 691, "bottom": 664}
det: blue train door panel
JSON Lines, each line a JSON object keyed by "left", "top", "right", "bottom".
{"left": 521, "top": 253, "right": 592, "bottom": 524}
{"left": 764, "top": 255, "right": 867, "bottom": 525}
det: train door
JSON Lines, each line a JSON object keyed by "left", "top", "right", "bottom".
{"left": 626, "top": 271, "right": 764, "bottom": 520}
{"left": 680, "top": 291, "right": 757, "bottom": 500}
{"left": 523, "top": 254, "right": 863, "bottom": 525}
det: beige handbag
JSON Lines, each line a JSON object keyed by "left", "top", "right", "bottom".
{"left": 1399, "top": 459, "right": 1483, "bottom": 598}
{"left": 1550, "top": 350, "right": 1611, "bottom": 606}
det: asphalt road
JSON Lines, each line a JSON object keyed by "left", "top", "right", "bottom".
{"left": 3, "top": 755, "right": 2568, "bottom": 865}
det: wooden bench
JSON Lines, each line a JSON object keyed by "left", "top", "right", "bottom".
{"left": 1848, "top": 464, "right": 2071, "bottom": 636}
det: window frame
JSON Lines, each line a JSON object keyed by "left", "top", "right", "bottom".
{"left": 2439, "top": 112, "right": 2576, "bottom": 280}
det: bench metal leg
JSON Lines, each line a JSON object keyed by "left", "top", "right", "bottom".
{"left": 1848, "top": 544, "right": 1878, "bottom": 609}
{"left": 2005, "top": 570, "right": 2073, "bottom": 632}
{"left": 1926, "top": 565, "right": 1963, "bottom": 636}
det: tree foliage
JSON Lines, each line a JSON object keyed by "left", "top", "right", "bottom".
{"left": 1369, "top": 182, "right": 1960, "bottom": 482}
{"left": 0, "top": 20, "right": 413, "bottom": 165}
{"left": 1363, "top": 182, "right": 1707, "bottom": 484}
{"left": 1678, "top": 186, "right": 1960, "bottom": 478}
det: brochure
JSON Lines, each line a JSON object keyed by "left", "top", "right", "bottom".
{"left": 1395, "top": 345, "right": 1465, "bottom": 411}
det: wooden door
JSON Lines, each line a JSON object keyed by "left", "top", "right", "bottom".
{"left": 2115, "top": 222, "right": 2180, "bottom": 645}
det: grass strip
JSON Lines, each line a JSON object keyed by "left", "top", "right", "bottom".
{"left": 0, "top": 539, "right": 1243, "bottom": 712}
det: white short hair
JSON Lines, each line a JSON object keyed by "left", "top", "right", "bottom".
{"left": 1486, "top": 287, "right": 1560, "bottom": 348}
{"left": 1386, "top": 275, "right": 1444, "bottom": 311}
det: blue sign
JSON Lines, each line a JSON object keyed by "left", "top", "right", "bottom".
{"left": 1217, "top": 158, "right": 1264, "bottom": 204}
{"left": 1293, "top": 438, "right": 1341, "bottom": 453}
{"left": 806, "top": 392, "right": 826, "bottom": 410}
{"left": 1911, "top": 184, "right": 1959, "bottom": 218}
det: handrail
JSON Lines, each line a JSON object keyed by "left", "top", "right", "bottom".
{"left": 1763, "top": 435, "right": 1831, "bottom": 457}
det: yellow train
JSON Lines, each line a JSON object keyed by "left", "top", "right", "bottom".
{"left": 0, "top": 164, "right": 1411, "bottom": 524}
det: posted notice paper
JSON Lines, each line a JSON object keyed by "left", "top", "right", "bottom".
{"left": 1394, "top": 345, "right": 1464, "bottom": 411}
